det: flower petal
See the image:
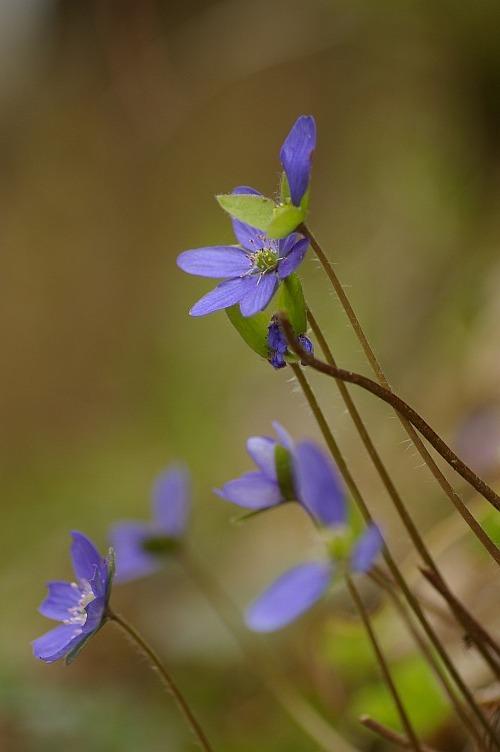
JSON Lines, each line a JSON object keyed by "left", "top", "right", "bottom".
{"left": 294, "top": 442, "right": 346, "bottom": 527}
{"left": 272, "top": 422, "right": 294, "bottom": 451}
{"left": 280, "top": 115, "right": 316, "bottom": 206}
{"left": 215, "top": 471, "right": 282, "bottom": 509}
{"left": 190, "top": 277, "right": 253, "bottom": 317}
{"left": 350, "top": 525, "right": 384, "bottom": 573}
{"left": 231, "top": 186, "right": 267, "bottom": 251}
{"left": 32, "top": 623, "right": 83, "bottom": 663}
{"left": 177, "top": 247, "right": 251, "bottom": 278}
{"left": 239, "top": 273, "right": 278, "bottom": 317}
{"left": 109, "top": 522, "right": 159, "bottom": 583}
{"left": 70, "top": 532, "right": 102, "bottom": 583}
{"left": 153, "top": 466, "right": 190, "bottom": 537}
{"left": 277, "top": 237, "right": 309, "bottom": 279}
{"left": 245, "top": 561, "right": 332, "bottom": 632}
{"left": 39, "top": 581, "right": 81, "bottom": 622}
{"left": 246, "top": 437, "right": 277, "bottom": 481}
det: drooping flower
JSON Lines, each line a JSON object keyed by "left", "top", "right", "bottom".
{"left": 177, "top": 187, "right": 309, "bottom": 318}
{"left": 244, "top": 441, "right": 383, "bottom": 632}
{"left": 267, "top": 316, "right": 313, "bottom": 370}
{"left": 109, "top": 466, "right": 190, "bottom": 583}
{"left": 280, "top": 115, "right": 317, "bottom": 207}
{"left": 33, "top": 532, "right": 113, "bottom": 664}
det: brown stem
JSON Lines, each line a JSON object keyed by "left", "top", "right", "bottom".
{"left": 306, "top": 305, "right": 500, "bottom": 669}
{"left": 420, "top": 568, "right": 500, "bottom": 674}
{"left": 359, "top": 715, "right": 442, "bottom": 751}
{"left": 107, "top": 609, "right": 215, "bottom": 752}
{"left": 346, "top": 575, "right": 424, "bottom": 751}
{"left": 284, "top": 316, "right": 500, "bottom": 566}
{"left": 290, "top": 363, "right": 497, "bottom": 750}
{"left": 300, "top": 225, "right": 500, "bottom": 547}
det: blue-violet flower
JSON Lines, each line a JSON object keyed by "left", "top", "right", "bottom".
{"left": 33, "top": 531, "right": 113, "bottom": 664}
{"left": 280, "top": 115, "right": 316, "bottom": 207}
{"left": 177, "top": 187, "right": 309, "bottom": 317}
{"left": 109, "top": 466, "right": 190, "bottom": 583}
{"left": 267, "top": 316, "right": 313, "bottom": 369}
{"left": 244, "top": 441, "right": 383, "bottom": 632}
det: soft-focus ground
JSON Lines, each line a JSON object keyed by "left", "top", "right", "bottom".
{"left": 1, "top": 1, "right": 500, "bottom": 750}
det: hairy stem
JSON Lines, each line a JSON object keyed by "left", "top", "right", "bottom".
{"left": 290, "top": 363, "right": 496, "bottom": 750}
{"left": 107, "top": 609, "right": 215, "bottom": 752}
{"left": 285, "top": 317, "right": 500, "bottom": 565}
{"left": 306, "top": 305, "right": 500, "bottom": 667}
{"left": 346, "top": 575, "right": 424, "bottom": 751}
{"left": 301, "top": 224, "right": 500, "bottom": 543}
{"left": 179, "top": 551, "right": 359, "bottom": 752}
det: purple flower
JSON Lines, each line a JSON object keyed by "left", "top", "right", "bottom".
{"left": 32, "top": 532, "right": 113, "bottom": 664}
{"left": 267, "top": 316, "right": 313, "bottom": 370}
{"left": 109, "top": 466, "right": 190, "bottom": 583}
{"left": 215, "top": 427, "right": 345, "bottom": 530}
{"left": 280, "top": 115, "right": 317, "bottom": 207}
{"left": 177, "top": 187, "right": 309, "bottom": 318}
{"left": 237, "top": 440, "right": 383, "bottom": 632}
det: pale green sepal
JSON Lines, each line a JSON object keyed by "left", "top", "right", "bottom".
{"left": 266, "top": 204, "right": 304, "bottom": 239}
{"left": 226, "top": 305, "right": 269, "bottom": 359}
{"left": 279, "top": 171, "right": 291, "bottom": 203}
{"left": 275, "top": 444, "right": 295, "bottom": 501}
{"left": 275, "top": 273, "right": 307, "bottom": 335}
{"left": 216, "top": 194, "right": 274, "bottom": 230}
{"left": 65, "top": 629, "right": 98, "bottom": 665}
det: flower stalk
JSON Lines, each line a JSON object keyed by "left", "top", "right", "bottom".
{"left": 107, "top": 609, "right": 215, "bottom": 752}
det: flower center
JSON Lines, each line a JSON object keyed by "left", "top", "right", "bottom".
{"left": 252, "top": 248, "right": 279, "bottom": 273}
{"left": 65, "top": 580, "right": 96, "bottom": 626}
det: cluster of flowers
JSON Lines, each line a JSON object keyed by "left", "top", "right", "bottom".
{"left": 33, "top": 116, "right": 382, "bottom": 666}
{"left": 34, "top": 427, "right": 382, "bottom": 662}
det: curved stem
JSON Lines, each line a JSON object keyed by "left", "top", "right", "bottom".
{"left": 306, "top": 305, "right": 500, "bottom": 669}
{"left": 359, "top": 716, "right": 441, "bottom": 752}
{"left": 301, "top": 225, "right": 500, "bottom": 544}
{"left": 345, "top": 575, "right": 423, "bottom": 752}
{"left": 285, "top": 317, "right": 500, "bottom": 565}
{"left": 107, "top": 608, "right": 215, "bottom": 752}
{"left": 290, "top": 364, "right": 496, "bottom": 750}
{"left": 180, "top": 551, "right": 359, "bottom": 752}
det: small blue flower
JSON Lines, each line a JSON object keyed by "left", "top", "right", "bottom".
{"left": 280, "top": 115, "right": 317, "bottom": 207}
{"left": 177, "top": 187, "right": 309, "bottom": 318}
{"left": 239, "top": 440, "right": 383, "bottom": 632}
{"left": 32, "top": 532, "right": 113, "bottom": 664}
{"left": 109, "top": 466, "right": 190, "bottom": 583}
{"left": 267, "top": 316, "right": 313, "bottom": 370}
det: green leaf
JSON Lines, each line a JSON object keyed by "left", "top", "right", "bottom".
{"left": 226, "top": 305, "right": 269, "bottom": 359}
{"left": 266, "top": 204, "right": 304, "bottom": 239}
{"left": 275, "top": 273, "right": 307, "bottom": 335}
{"left": 216, "top": 194, "right": 274, "bottom": 230}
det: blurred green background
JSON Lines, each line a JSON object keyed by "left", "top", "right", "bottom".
{"left": 1, "top": 1, "right": 500, "bottom": 749}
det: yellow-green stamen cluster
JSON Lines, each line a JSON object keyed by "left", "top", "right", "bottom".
{"left": 252, "top": 248, "right": 279, "bottom": 273}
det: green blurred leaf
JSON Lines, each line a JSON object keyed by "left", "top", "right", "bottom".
{"left": 275, "top": 444, "right": 295, "bottom": 500}
{"left": 226, "top": 305, "right": 269, "bottom": 358}
{"left": 266, "top": 204, "right": 304, "bottom": 238}
{"left": 351, "top": 657, "right": 448, "bottom": 736}
{"left": 216, "top": 193, "right": 274, "bottom": 229}
{"left": 276, "top": 273, "right": 307, "bottom": 335}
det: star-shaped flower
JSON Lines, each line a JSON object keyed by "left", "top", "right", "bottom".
{"left": 33, "top": 532, "right": 113, "bottom": 664}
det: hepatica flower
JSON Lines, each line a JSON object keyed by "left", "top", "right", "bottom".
{"left": 267, "top": 316, "right": 313, "bottom": 369}
{"left": 177, "top": 189, "right": 309, "bottom": 318}
{"left": 33, "top": 532, "right": 113, "bottom": 664}
{"left": 280, "top": 114, "right": 317, "bottom": 208}
{"left": 244, "top": 441, "right": 383, "bottom": 633}
{"left": 109, "top": 466, "right": 189, "bottom": 583}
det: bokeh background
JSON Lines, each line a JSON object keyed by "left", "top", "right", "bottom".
{"left": 1, "top": 1, "right": 500, "bottom": 749}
